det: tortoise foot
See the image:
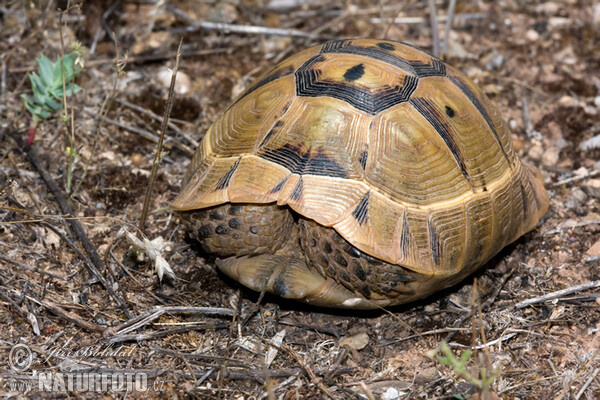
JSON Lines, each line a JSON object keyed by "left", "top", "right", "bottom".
{"left": 216, "top": 255, "right": 381, "bottom": 309}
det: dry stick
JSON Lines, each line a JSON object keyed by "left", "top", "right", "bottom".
{"left": 166, "top": 4, "right": 326, "bottom": 39}
{"left": 442, "top": 0, "right": 457, "bottom": 57}
{"left": 15, "top": 291, "right": 105, "bottom": 333}
{"left": 371, "top": 13, "right": 489, "bottom": 24}
{"left": 101, "top": 116, "right": 193, "bottom": 155}
{"left": 109, "top": 306, "right": 234, "bottom": 337}
{"left": 13, "top": 135, "right": 132, "bottom": 318}
{"left": 575, "top": 367, "right": 600, "bottom": 400}
{"left": 280, "top": 343, "right": 335, "bottom": 399}
{"left": 0, "top": 287, "right": 40, "bottom": 335}
{"left": 552, "top": 169, "right": 600, "bottom": 187}
{"left": 514, "top": 281, "right": 600, "bottom": 309}
{"left": 139, "top": 37, "right": 183, "bottom": 233}
{"left": 0, "top": 254, "right": 67, "bottom": 281}
{"left": 108, "top": 323, "right": 230, "bottom": 344}
{"left": 114, "top": 98, "right": 199, "bottom": 147}
{"left": 427, "top": 0, "right": 440, "bottom": 57}
{"left": 8, "top": 49, "right": 230, "bottom": 74}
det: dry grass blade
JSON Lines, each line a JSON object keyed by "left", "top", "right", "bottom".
{"left": 139, "top": 36, "right": 184, "bottom": 233}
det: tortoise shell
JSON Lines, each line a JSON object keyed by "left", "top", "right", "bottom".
{"left": 173, "top": 38, "right": 549, "bottom": 307}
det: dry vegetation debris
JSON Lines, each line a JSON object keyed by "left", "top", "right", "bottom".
{"left": 0, "top": 0, "right": 599, "bottom": 399}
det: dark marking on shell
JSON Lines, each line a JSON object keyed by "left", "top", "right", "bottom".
{"left": 269, "top": 176, "right": 289, "bottom": 194}
{"left": 377, "top": 42, "right": 395, "bottom": 51}
{"left": 410, "top": 97, "right": 473, "bottom": 188}
{"left": 343, "top": 63, "right": 365, "bottom": 81}
{"left": 358, "top": 149, "right": 368, "bottom": 170}
{"left": 295, "top": 55, "right": 418, "bottom": 115}
{"left": 448, "top": 75, "right": 513, "bottom": 167}
{"left": 445, "top": 105, "right": 455, "bottom": 118}
{"left": 319, "top": 41, "right": 446, "bottom": 78}
{"left": 343, "top": 243, "right": 361, "bottom": 258}
{"left": 260, "top": 144, "right": 347, "bottom": 178}
{"left": 428, "top": 219, "right": 440, "bottom": 265}
{"left": 400, "top": 212, "right": 410, "bottom": 258}
{"left": 259, "top": 120, "right": 284, "bottom": 148}
{"left": 352, "top": 191, "right": 370, "bottom": 226}
{"left": 526, "top": 167, "right": 541, "bottom": 211}
{"left": 216, "top": 158, "right": 241, "bottom": 190}
{"left": 290, "top": 176, "right": 303, "bottom": 201}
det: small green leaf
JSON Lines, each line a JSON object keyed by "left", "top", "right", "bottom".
{"left": 38, "top": 54, "right": 54, "bottom": 87}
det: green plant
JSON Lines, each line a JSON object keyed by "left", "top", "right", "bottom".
{"left": 428, "top": 342, "right": 499, "bottom": 399}
{"left": 21, "top": 51, "right": 83, "bottom": 144}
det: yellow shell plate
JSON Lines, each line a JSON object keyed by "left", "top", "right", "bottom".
{"left": 172, "top": 38, "right": 549, "bottom": 278}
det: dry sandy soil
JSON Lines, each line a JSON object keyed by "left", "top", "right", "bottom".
{"left": 1, "top": 0, "right": 599, "bottom": 399}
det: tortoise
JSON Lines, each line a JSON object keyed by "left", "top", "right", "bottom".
{"left": 172, "top": 38, "right": 549, "bottom": 309}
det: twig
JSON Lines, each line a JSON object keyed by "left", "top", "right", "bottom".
{"left": 0, "top": 287, "right": 40, "bottom": 335}
{"left": 166, "top": 4, "right": 328, "bottom": 39}
{"left": 575, "top": 367, "right": 600, "bottom": 400}
{"left": 442, "top": 0, "right": 457, "bottom": 57}
{"left": 552, "top": 169, "right": 600, "bottom": 187}
{"left": 370, "top": 13, "right": 489, "bottom": 24}
{"left": 139, "top": 36, "right": 182, "bottom": 233}
{"left": 101, "top": 116, "right": 193, "bottom": 155}
{"left": 515, "top": 281, "right": 600, "bottom": 309}
{"left": 9, "top": 48, "right": 230, "bottom": 74}
{"left": 114, "top": 98, "right": 198, "bottom": 147}
{"left": 427, "top": 0, "right": 440, "bottom": 57}
{"left": 12, "top": 132, "right": 132, "bottom": 318}
{"left": 280, "top": 343, "right": 335, "bottom": 399}
{"left": 109, "top": 306, "right": 235, "bottom": 337}
{"left": 107, "top": 323, "right": 229, "bottom": 344}
{"left": 17, "top": 292, "right": 105, "bottom": 333}
{"left": 540, "top": 221, "right": 600, "bottom": 236}
{"left": 0, "top": 254, "right": 67, "bottom": 281}
{"left": 448, "top": 332, "right": 518, "bottom": 350}
{"left": 521, "top": 88, "right": 533, "bottom": 136}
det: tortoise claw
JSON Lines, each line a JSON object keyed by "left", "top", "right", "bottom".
{"left": 216, "top": 255, "right": 379, "bottom": 309}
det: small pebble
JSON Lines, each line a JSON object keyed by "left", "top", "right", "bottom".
{"left": 558, "top": 251, "right": 571, "bottom": 263}
{"left": 339, "top": 332, "right": 369, "bottom": 350}
{"left": 528, "top": 144, "right": 544, "bottom": 161}
{"left": 586, "top": 240, "right": 600, "bottom": 257}
{"left": 541, "top": 147, "right": 560, "bottom": 166}
{"left": 525, "top": 29, "right": 540, "bottom": 41}
{"left": 583, "top": 179, "right": 600, "bottom": 199}
{"left": 156, "top": 69, "right": 192, "bottom": 95}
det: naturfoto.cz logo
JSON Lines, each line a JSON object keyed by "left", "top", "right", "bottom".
{"left": 5, "top": 343, "right": 164, "bottom": 393}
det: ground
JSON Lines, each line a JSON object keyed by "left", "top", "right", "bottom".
{"left": 0, "top": 1, "right": 599, "bottom": 399}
